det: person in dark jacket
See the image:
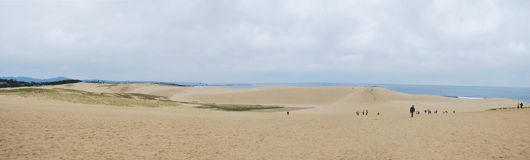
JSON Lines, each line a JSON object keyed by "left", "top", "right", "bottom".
{"left": 521, "top": 103, "right": 524, "bottom": 109}
{"left": 410, "top": 105, "right": 415, "bottom": 118}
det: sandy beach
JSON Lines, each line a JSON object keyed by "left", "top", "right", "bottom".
{"left": 1, "top": 83, "right": 529, "bottom": 159}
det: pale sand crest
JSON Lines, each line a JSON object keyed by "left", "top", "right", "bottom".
{"left": 1, "top": 83, "right": 529, "bottom": 159}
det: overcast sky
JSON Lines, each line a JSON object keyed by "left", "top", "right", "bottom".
{"left": 0, "top": 0, "right": 529, "bottom": 87}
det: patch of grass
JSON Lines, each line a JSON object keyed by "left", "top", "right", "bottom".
{"left": 196, "top": 103, "right": 283, "bottom": 111}
{"left": 0, "top": 88, "right": 180, "bottom": 108}
{"left": 97, "top": 83, "right": 119, "bottom": 89}
{"left": 175, "top": 101, "right": 194, "bottom": 104}
{"left": 0, "top": 87, "right": 285, "bottom": 111}
{"left": 0, "top": 88, "right": 58, "bottom": 94}
{"left": 115, "top": 93, "right": 133, "bottom": 99}
{"left": 54, "top": 88, "right": 84, "bottom": 93}
{"left": 130, "top": 93, "right": 162, "bottom": 100}
{"left": 487, "top": 107, "right": 525, "bottom": 111}
{"left": 97, "top": 83, "right": 119, "bottom": 87}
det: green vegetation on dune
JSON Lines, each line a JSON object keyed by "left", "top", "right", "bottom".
{"left": 0, "top": 88, "right": 180, "bottom": 108}
{"left": 129, "top": 93, "right": 162, "bottom": 100}
{"left": 0, "top": 88, "right": 284, "bottom": 111}
{"left": 195, "top": 103, "right": 283, "bottom": 111}
{"left": 115, "top": 93, "right": 134, "bottom": 99}
{"left": 96, "top": 83, "right": 119, "bottom": 89}
{"left": 487, "top": 107, "right": 526, "bottom": 111}
{"left": 85, "top": 80, "right": 187, "bottom": 87}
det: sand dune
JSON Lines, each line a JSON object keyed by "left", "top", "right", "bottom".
{"left": 40, "top": 83, "right": 526, "bottom": 114}
{"left": 38, "top": 83, "right": 528, "bottom": 113}
{"left": 32, "top": 83, "right": 528, "bottom": 115}
{"left": 173, "top": 86, "right": 525, "bottom": 115}
{"left": 7, "top": 83, "right": 528, "bottom": 115}
{"left": 1, "top": 83, "right": 529, "bottom": 159}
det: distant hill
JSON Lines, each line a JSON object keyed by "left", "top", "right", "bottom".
{"left": 0, "top": 77, "right": 82, "bottom": 88}
{"left": 82, "top": 79, "right": 203, "bottom": 86}
{"left": 0, "top": 76, "right": 72, "bottom": 82}
{"left": 0, "top": 76, "right": 202, "bottom": 86}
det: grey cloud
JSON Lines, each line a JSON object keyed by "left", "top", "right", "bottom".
{"left": 0, "top": 0, "right": 529, "bottom": 86}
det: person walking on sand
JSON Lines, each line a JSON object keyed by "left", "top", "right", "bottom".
{"left": 366, "top": 110, "right": 368, "bottom": 115}
{"left": 362, "top": 110, "right": 365, "bottom": 115}
{"left": 518, "top": 103, "right": 520, "bottom": 109}
{"left": 410, "top": 105, "right": 415, "bottom": 118}
{"left": 356, "top": 111, "right": 359, "bottom": 116}
{"left": 521, "top": 103, "right": 524, "bottom": 109}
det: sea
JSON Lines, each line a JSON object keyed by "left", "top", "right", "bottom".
{"left": 204, "top": 83, "right": 530, "bottom": 103}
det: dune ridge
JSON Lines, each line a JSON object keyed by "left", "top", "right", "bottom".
{"left": 31, "top": 83, "right": 526, "bottom": 115}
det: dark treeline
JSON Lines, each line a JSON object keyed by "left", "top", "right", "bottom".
{"left": 0, "top": 78, "right": 82, "bottom": 88}
{"left": 84, "top": 80, "right": 188, "bottom": 87}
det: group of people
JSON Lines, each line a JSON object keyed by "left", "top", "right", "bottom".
{"left": 517, "top": 102, "right": 524, "bottom": 109}
{"left": 289, "top": 102, "right": 525, "bottom": 117}
{"left": 356, "top": 110, "right": 380, "bottom": 116}
{"left": 356, "top": 110, "right": 368, "bottom": 116}
{"left": 285, "top": 103, "right": 525, "bottom": 116}
{"left": 409, "top": 105, "right": 455, "bottom": 118}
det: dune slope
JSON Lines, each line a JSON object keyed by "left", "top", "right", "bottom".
{"left": 7, "top": 83, "right": 527, "bottom": 114}
{"left": 1, "top": 95, "right": 530, "bottom": 159}
{"left": 174, "top": 86, "right": 525, "bottom": 114}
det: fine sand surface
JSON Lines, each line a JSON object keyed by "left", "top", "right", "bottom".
{"left": 1, "top": 83, "right": 529, "bottom": 159}
{"left": 39, "top": 83, "right": 526, "bottom": 114}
